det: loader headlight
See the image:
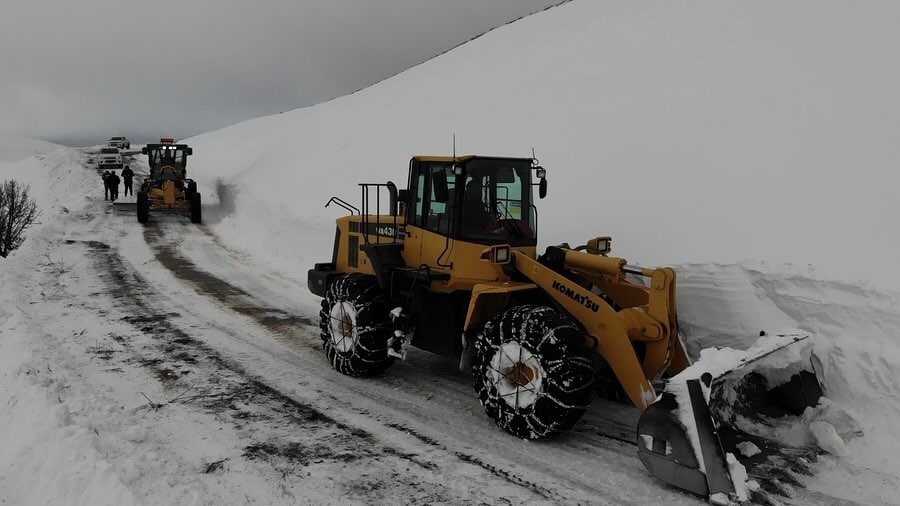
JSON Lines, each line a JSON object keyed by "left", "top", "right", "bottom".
{"left": 495, "top": 245, "right": 510, "bottom": 263}
{"left": 481, "top": 244, "right": 512, "bottom": 265}
{"left": 587, "top": 236, "right": 612, "bottom": 255}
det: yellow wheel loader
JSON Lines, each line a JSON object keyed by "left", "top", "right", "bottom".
{"left": 137, "top": 139, "right": 201, "bottom": 224}
{"left": 308, "top": 155, "right": 827, "bottom": 502}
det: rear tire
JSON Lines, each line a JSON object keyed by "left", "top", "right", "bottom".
{"left": 319, "top": 273, "right": 394, "bottom": 376}
{"left": 473, "top": 305, "right": 595, "bottom": 439}
{"left": 190, "top": 192, "right": 202, "bottom": 224}
{"left": 137, "top": 191, "right": 149, "bottom": 223}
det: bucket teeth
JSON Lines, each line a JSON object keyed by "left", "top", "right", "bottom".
{"left": 749, "top": 488, "right": 786, "bottom": 506}
{"left": 779, "top": 446, "right": 820, "bottom": 464}
{"left": 755, "top": 464, "right": 804, "bottom": 487}
{"left": 760, "top": 478, "right": 795, "bottom": 499}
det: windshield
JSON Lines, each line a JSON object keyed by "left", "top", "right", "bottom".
{"left": 460, "top": 159, "right": 535, "bottom": 245}
{"left": 147, "top": 146, "right": 187, "bottom": 168}
{"left": 100, "top": 148, "right": 118, "bottom": 154}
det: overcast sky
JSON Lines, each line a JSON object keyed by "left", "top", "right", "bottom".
{"left": 0, "top": 0, "right": 560, "bottom": 146}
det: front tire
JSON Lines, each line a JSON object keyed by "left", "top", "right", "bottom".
{"left": 137, "top": 191, "right": 149, "bottom": 223}
{"left": 189, "top": 192, "right": 202, "bottom": 224}
{"left": 473, "top": 305, "right": 595, "bottom": 439}
{"left": 319, "top": 273, "right": 394, "bottom": 376}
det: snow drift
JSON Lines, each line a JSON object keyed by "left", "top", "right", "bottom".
{"left": 0, "top": 133, "right": 63, "bottom": 163}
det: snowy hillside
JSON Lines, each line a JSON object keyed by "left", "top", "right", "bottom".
{"left": 186, "top": 0, "right": 900, "bottom": 292}
{"left": 0, "top": 133, "right": 63, "bottom": 163}
{"left": 2, "top": 1, "right": 900, "bottom": 505}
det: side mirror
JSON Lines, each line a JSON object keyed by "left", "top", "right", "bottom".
{"left": 432, "top": 171, "right": 449, "bottom": 203}
{"left": 186, "top": 147, "right": 193, "bottom": 156}
{"left": 534, "top": 166, "right": 548, "bottom": 199}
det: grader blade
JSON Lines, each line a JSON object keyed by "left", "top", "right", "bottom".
{"left": 637, "top": 332, "right": 824, "bottom": 502}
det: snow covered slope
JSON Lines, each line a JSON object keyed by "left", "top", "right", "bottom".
{"left": 186, "top": 0, "right": 900, "bottom": 292}
{"left": 0, "top": 133, "right": 63, "bottom": 163}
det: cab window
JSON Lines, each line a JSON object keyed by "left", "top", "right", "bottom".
{"left": 407, "top": 162, "right": 458, "bottom": 235}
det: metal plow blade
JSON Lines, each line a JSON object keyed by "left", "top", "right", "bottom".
{"left": 637, "top": 332, "right": 829, "bottom": 504}
{"left": 112, "top": 202, "right": 137, "bottom": 214}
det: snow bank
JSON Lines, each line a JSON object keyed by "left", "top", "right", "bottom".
{"left": 675, "top": 262, "right": 900, "bottom": 503}
{"left": 0, "top": 133, "right": 63, "bottom": 163}
{"left": 0, "top": 312, "right": 138, "bottom": 506}
{"left": 0, "top": 149, "right": 138, "bottom": 505}
{"left": 185, "top": 0, "right": 900, "bottom": 293}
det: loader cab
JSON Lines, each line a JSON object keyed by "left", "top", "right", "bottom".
{"left": 142, "top": 143, "right": 193, "bottom": 180}
{"left": 405, "top": 155, "right": 541, "bottom": 247}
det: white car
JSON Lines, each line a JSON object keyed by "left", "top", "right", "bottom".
{"left": 108, "top": 136, "right": 131, "bottom": 149}
{"left": 98, "top": 147, "right": 124, "bottom": 169}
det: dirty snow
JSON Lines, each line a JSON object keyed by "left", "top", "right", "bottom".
{"left": 4, "top": 1, "right": 900, "bottom": 505}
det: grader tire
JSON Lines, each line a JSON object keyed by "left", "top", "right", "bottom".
{"left": 137, "top": 191, "right": 149, "bottom": 223}
{"left": 319, "top": 273, "right": 394, "bottom": 376}
{"left": 190, "top": 192, "right": 202, "bottom": 224}
{"left": 473, "top": 304, "right": 596, "bottom": 439}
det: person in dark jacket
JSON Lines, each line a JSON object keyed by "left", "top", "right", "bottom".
{"left": 107, "top": 171, "right": 121, "bottom": 201}
{"left": 121, "top": 166, "right": 135, "bottom": 197}
{"left": 102, "top": 170, "right": 111, "bottom": 200}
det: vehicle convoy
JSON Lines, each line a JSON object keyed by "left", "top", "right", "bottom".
{"left": 136, "top": 139, "right": 200, "bottom": 224}
{"left": 308, "top": 155, "right": 831, "bottom": 503}
{"left": 97, "top": 146, "right": 124, "bottom": 170}
{"left": 108, "top": 136, "right": 131, "bottom": 149}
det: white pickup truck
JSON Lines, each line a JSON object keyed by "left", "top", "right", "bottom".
{"left": 98, "top": 147, "right": 124, "bottom": 170}
{"left": 108, "top": 136, "right": 131, "bottom": 149}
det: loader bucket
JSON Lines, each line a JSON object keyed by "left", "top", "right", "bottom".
{"left": 637, "top": 332, "right": 824, "bottom": 502}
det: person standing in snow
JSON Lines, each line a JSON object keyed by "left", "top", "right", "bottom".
{"left": 107, "top": 171, "right": 121, "bottom": 201}
{"left": 102, "top": 170, "right": 111, "bottom": 200}
{"left": 121, "top": 165, "right": 134, "bottom": 197}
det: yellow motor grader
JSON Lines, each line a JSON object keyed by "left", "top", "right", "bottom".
{"left": 137, "top": 139, "right": 201, "bottom": 224}
{"left": 308, "top": 155, "right": 826, "bottom": 502}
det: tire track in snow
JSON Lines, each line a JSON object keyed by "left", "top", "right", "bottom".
{"left": 138, "top": 225, "right": 703, "bottom": 504}
{"left": 139, "top": 226, "right": 564, "bottom": 501}
{"left": 81, "top": 236, "right": 551, "bottom": 504}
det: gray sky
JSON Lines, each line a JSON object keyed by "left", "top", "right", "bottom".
{"left": 0, "top": 0, "right": 560, "bottom": 146}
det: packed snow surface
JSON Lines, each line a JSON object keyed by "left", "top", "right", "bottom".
{"left": 4, "top": 1, "right": 900, "bottom": 505}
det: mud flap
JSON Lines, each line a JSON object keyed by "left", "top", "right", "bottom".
{"left": 636, "top": 332, "right": 823, "bottom": 501}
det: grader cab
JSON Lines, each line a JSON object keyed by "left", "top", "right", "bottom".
{"left": 308, "top": 155, "right": 829, "bottom": 502}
